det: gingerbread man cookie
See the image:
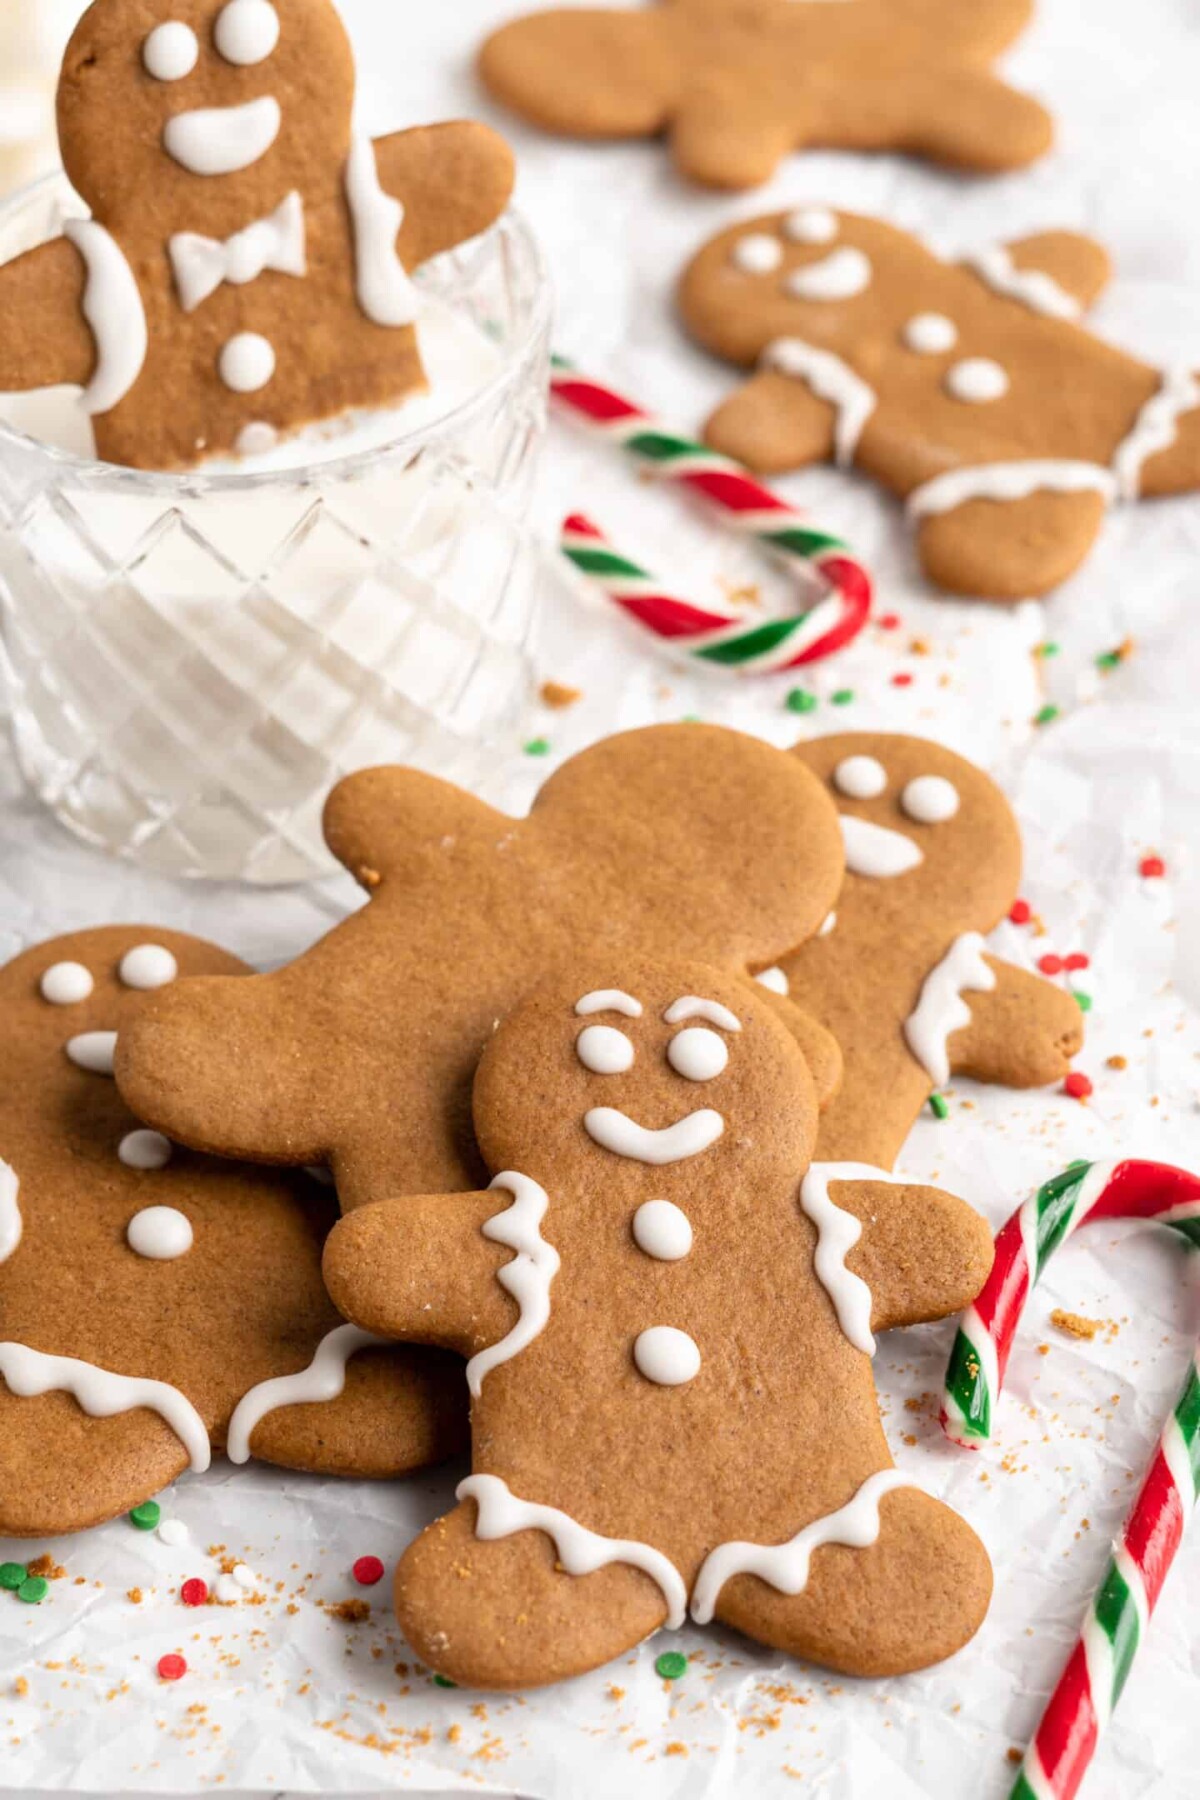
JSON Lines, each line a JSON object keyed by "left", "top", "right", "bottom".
{"left": 767, "top": 735, "right": 1084, "bottom": 1170}
{"left": 0, "top": 0, "right": 514, "bottom": 470}
{"left": 480, "top": 0, "right": 1051, "bottom": 190}
{"left": 679, "top": 209, "right": 1200, "bottom": 597}
{"left": 116, "top": 726, "right": 845, "bottom": 1215}
{"left": 323, "top": 956, "right": 995, "bottom": 1688}
{"left": 0, "top": 927, "right": 464, "bottom": 1537}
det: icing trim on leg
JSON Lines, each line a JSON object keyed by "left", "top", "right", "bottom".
{"left": 1112, "top": 366, "right": 1200, "bottom": 501}
{"left": 467, "top": 1173, "right": 561, "bottom": 1399}
{"left": 799, "top": 1164, "right": 929, "bottom": 1354}
{"left": 0, "top": 1162, "right": 19, "bottom": 1265}
{"left": 690, "top": 1468, "right": 916, "bottom": 1625}
{"left": 904, "top": 932, "right": 997, "bottom": 1088}
{"left": 226, "top": 1323, "right": 390, "bottom": 1465}
{"left": 458, "top": 1473, "right": 688, "bottom": 1630}
{"left": 907, "top": 460, "right": 1116, "bottom": 519}
{"left": 760, "top": 338, "right": 876, "bottom": 466}
{"left": 0, "top": 1343, "right": 210, "bottom": 1472}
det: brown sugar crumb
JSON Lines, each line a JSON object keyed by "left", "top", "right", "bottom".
{"left": 447, "top": 1723, "right": 463, "bottom": 1745}
{"left": 14, "top": 1677, "right": 29, "bottom": 1698}
{"left": 539, "top": 680, "right": 582, "bottom": 710}
{"left": 664, "top": 1742, "right": 688, "bottom": 1758}
{"left": 1106, "top": 1054, "right": 1128, "bottom": 1071}
{"left": 607, "top": 1684, "right": 626, "bottom": 1702}
{"left": 127, "top": 1588, "right": 144, "bottom": 1605}
{"left": 323, "top": 1598, "right": 370, "bottom": 1624}
{"left": 27, "top": 1555, "right": 66, "bottom": 1581}
{"left": 909, "top": 636, "right": 932, "bottom": 656}
{"left": 1051, "top": 1310, "right": 1101, "bottom": 1341}
{"left": 1007, "top": 1747, "right": 1024, "bottom": 1765}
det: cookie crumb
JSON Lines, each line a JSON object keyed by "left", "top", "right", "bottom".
{"left": 1106, "top": 1054, "right": 1128, "bottom": 1070}
{"left": 324, "top": 1598, "right": 370, "bottom": 1623}
{"left": 1051, "top": 1310, "right": 1100, "bottom": 1341}
{"left": 540, "top": 680, "right": 582, "bottom": 710}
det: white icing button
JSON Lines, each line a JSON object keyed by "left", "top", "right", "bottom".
{"left": 215, "top": 0, "right": 280, "bottom": 65}
{"left": 219, "top": 332, "right": 276, "bottom": 393}
{"left": 731, "top": 232, "right": 783, "bottom": 275}
{"left": 945, "top": 357, "right": 1009, "bottom": 403}
{"left": 40, "top": 962, "right": 93, "bottom": 1006}
{"left": 119, "top": 944, "right": 178, "bottom": 990}
{"left": 667, "top": 1027, "right": 728, "bottom": 1083}
{"left": 236, "top": 421, "right": 278, "bottom": 456}
{"left": 67, "top": 1031, "right": 118, "bottom": 1076}
{"left": 119, "top": 1130, "right": 173, "bottom": 1171}
{"left": 783, "top": 207, "right": 838, "bottom": 246}
{"left": 127, "top": 1205, "right": 193, "bottom": 1260}
{"left": 755, "top": 966, "right": 789, "bottom": 996}
{"left": 632, "top": 1201, "right": 693, "bottom": 1263}
{"left": 902, "top": 775, "right": 961, "bottom": 824}
{"left": 784, "top": 246, "right": 871, "bottom": 303}
{"left": 903, "top": 312, "right": 958, "bottom": 355}
{"left": 576, "top": 1024, "right": 635, "bottom": 1075}
{"left": 834, "top": 755, "right": 887, "bottom": 800}
{"left": 634, "top": 1326, "right": 701, "bottom": 1387}
{"left": 143, "top": 21, "right": 199, "bottom": 81}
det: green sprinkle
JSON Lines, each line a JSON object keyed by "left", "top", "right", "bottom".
{"left": 17, "top": 1576, "right": 48, "bottom": 1605}
{"left": 929, "top": 1092, "right": 950, "bottom": 1121}
{"left": 433, "top": 1674, "right": 457, "bottom": 1689}
{"left": 681, "top": 713, "right": 703, "bottom": 724}
{"left": 1096, "top": 649, "right": 1122, "bottom": 670}
{"left": 1035, "top": 641, "right": 1061, "bottom": 659}
{"left": 130, "top": 1501, "right": 161, "bottom": 1532}
{"left": 0, "top": 1562, "right": 27, "bottom": 1592}
{"left": 831, "top": 689, "right": 855, "bottom": 707}
{"left": 523, "top": 737, "right": 552, "bottom": 758}
{"left": 1074, "top": 991, "right": 1093, "bottom": 1013}
{"left": 655, "top": 1650, "right": 689, "bottom": 1681}
{"left": 1033, "top": 704, "right": 1060, "bottom": 727}
{"left": 785, "top": 688, "right": 818, "bottom": 715}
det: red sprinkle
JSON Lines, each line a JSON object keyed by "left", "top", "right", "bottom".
{"left": 1064, "top": 953, "right": 1090, "bottom": 972}
{"left": 891, "top": 672, "right": 913, "bottom": 688}
{"left": 180, "top": 1578, "right": 208, "bottom": 1608}
{"left": 158, "top": 1653, "right": 187, "bottom": 1682}
{"left": 1140, "top": 855, "right": 1166, "bottom": 879}
{"left": 1064, "top": 1072, "right": 1094, "bottom": 1102}
{"left": 352, "top": 1555, "right": 385, "bottom": 1587}
{"left": 1038, "top": 954, "right": 1065, "bottom": 976}
{"left": 1009, "top": 900, "right": 1032, "bottom": 925}
{"left": 878, "top": 612, "right": 902, "bottom": 630}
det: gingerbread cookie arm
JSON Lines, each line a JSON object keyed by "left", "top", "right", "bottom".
{"left": 0, "top": 236, "right": 93, "bottom": 393}
{"left": 893, "top": 68, "right": 1053, "bottom": 172}
{"left": 375, "top": 122, "right": 516, "bottom": 270}
{"left": 478, "top": 8, "right": 677, "bottom": 141}
{"left": 323, "top": 765, "right": 509, "bottom": 886}
{"left": 948, "top": 957, "right": 1084, "bottom": 1089}
{"left": 1006, "top": 231, "right": 1113, "bottom": 311}
{"left": 704, "top": 371, "right": 837, "bottom": 477}
{"left": 323, "top": 1192, "right": 518, "bottom": 1360}
{"left": 839, "top": 1180, "right": 995, "bottom": 1329}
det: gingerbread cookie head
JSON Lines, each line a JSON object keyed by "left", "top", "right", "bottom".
{"left": 0, "top": 0, "right": 515, "bottom": 468}
{"left": 0, "top": 925, "right": 464, "bottom": 1537}
{"left": 480, "top": 0, "right": 1051, "bottom": 191}
{"left": 681, "top": 208, "right": 1200, "bottom": 598}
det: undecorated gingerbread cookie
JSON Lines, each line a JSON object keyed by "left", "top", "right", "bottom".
{"left": 480, "top": 0, "right": 1051, "bottom": 189}
{"left": 0, "top": 927, "right": 464, "bottom": 1537}
{"left": 771, "top": 734, "right": 1084, "bottom": 1168}
{"left": 679, "top": 209, "right": 1200, "bottom": 597}
{"left": 116, "top": 725, "right": 846, "bottom": 1213}
{"left": 0, "top": 0, "right": 514, "bottom": 469}
{"left": 323, "top": 956, "right": 995, "bottom": 1689}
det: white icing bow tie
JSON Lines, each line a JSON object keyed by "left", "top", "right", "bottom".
{"left": 169, "top": 191, "right": 306, "bottom": 313}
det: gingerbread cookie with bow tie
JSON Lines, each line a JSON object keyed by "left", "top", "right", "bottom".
{"left": 766, "top": 734, "right": 1084, "bottom": 1170}
{"left": 680, "top": 209, "right": 1200, "bottom": 598}
{"left": 115, "top": 725, "right": 846, "bottom": 1215}
{"left": 0, "top": 0, "right": 514, "bottom": 470}
{"left": 0, "top": 927, "right": 464, "bottom": 1537}
{"left": 323, "top": 956, "right": 994, "bottom": 1688}
{"left": 480, "top": 0, "right": 1051, "bottom": 190}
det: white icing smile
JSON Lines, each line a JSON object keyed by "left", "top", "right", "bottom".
{"left": 784, "top": 246, "right": 871, "bottom": 303}
{"left": 584, "top": 1107, "right": 724, "bottom": 1165}
{"left": 163, "top": 96, "right": 282, "bottom": 176}
{"left": 840, "top": 814, "right": 924, "bottom": 878}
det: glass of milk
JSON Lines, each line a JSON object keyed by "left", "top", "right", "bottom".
{"left": 0, "top": 173, "right": 551, "bottom": 884}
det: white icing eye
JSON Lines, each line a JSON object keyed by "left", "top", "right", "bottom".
{"left": 784, "top": 247, "right": 871, "bottom": 302}
{"left": 143, "top": 21, "right": 199, "bottom": 81}
{"left": 902, "top": 775, "right": 961, "bottom": 824}
{"left": 119, "top": 1130, "right": 173, "bottom": 1171}
{"left": 215, "top": 0, "right": 280, "bottom": 65}
{"left": 219, "top": 332, "right": 275, "bottom": 392}
{"left": 576, "top": 1025, "right": 635, "bottom": 1075}
{"left": 119, "top": 944, "right": 178, "bottom": 990}
{"left": 903, "top": 312, "right": 958, "bottom": 355}
{"left": 127, "top": 1205, "right": 194, "bottom": 1260}
{"left": 632, "top": 1200, "right": 693, "bottom": 1262}
{"left": 668, "top": 1027, "right": 728, "bottom": 1083}
{"left": 834, "top": 755, "right": 887, "bottom": 800}
{"left": 40, "top": 962, "right": 93, "bottom": 1005}
{"left": 782, "top": 207, "right": 837, "bottom": 245}
{"left": 945, "top": 357, "right": 1009, "bottom": 403}
{"left": 731, "top": 233, "right": 783, "bottom": 275}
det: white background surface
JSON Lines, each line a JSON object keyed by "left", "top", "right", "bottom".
{"left": 3, "top": 1, "right": 1200, "bottom": 1795}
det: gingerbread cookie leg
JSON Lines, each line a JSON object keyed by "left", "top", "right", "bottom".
{"left": 707, "top": 1483, "right": 992, "bottom": 1677}
{"left": 913, "top": 485, "right": 1111, "bottom": 601}
{"left": 396, "top": 1498, "right": 670, "bottom": 1691}
{"left": 704, "top": 371, "right": 837, "bottom": 477}
{"left": 670, "top": 95, "right": 800, "bottom": 192}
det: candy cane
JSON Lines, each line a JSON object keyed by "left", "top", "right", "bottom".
{"left": 939, "top": 1158, "right": 1200, "bottom": 1800}
{"left": 552, "top": 360, "right": 871, "bottom": 673}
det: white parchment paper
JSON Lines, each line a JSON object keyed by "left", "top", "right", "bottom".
{"left": 3, "top": 0, "right": 1200, "bottom": 1794}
